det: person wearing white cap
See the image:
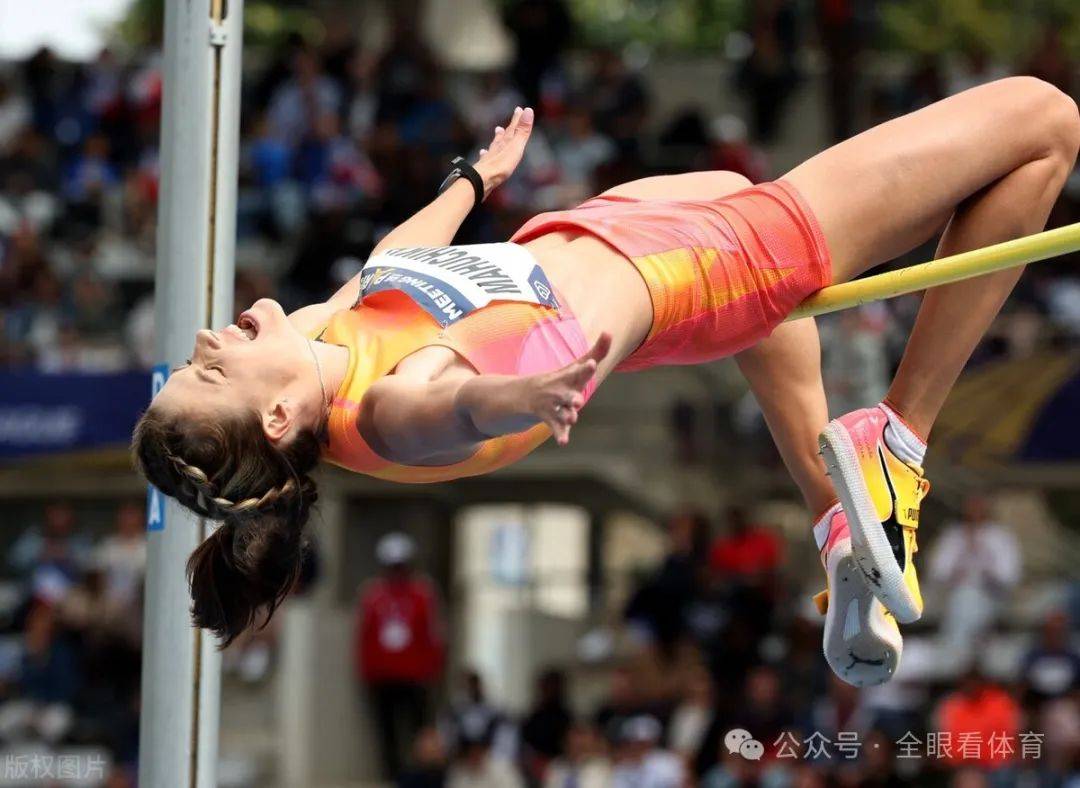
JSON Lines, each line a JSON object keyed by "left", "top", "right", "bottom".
{"left": 355, "top": 531, "right": 446, "bottom": 780}
{"left": 376, "top": 532, "right": 417, "bottom": 568}
{"left": 612, "top": 715, "right": 684, "bottom": 788}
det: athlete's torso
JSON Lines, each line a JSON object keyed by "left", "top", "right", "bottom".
{"left": 524, "top": 232, "right": 653, "bottom": 370}
{"left": 392, "top": 233, "right": 652, "bottom": 383}
{"left": 319, "top": 239, "right": 647, "bottom": 482}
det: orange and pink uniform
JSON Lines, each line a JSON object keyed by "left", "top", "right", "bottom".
{"left": 511, "top": 180, "right": 832, "bottom": 369}
{"left": 320, "top": 180, "right": 832, "bottom": 483}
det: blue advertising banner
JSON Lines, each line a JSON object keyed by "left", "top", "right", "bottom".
{"left": 0, "top": 370, "right": 150, "bottom": 461}
{"left": 146, "top": 364, "right": 168, "bottom": 532}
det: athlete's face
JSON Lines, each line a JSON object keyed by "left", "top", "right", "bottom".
{"left": 153, "top": 299, "right": 317, "bottom": 439}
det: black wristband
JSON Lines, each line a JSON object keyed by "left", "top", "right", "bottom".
{"left": 438, "top": 156, "right": 485, "bottom": 208}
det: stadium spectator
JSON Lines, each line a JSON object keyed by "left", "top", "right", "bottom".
{"left": 820, "top": 303, "right": 893, "bottom": 418}
{"left": 779, "top": 616, "right": 831, "bottom": 730}
{"left": 459, "top": 71, "right": 524, "bottom": 143}
{"left": 503, "top": 0, "right": 573, "bottom": 108}
{"left": 929, "top": 495, "right": 1021, "bottom": 669}
{"left": 355, "top": 532, "right": 446, "bottom": 779}
{"left": 375, "top": 2, "right": 439, "bottom": 125}
{"left": 583, "top": 49, "right": 649, "bottom": 158}
{"left": 341, "top": 47, "right": 379, "bottom": 143}
{"left": 815, "top": 0, "right": 865, "bottom": 142}
{"left": 706, "top": 115, "right": 768, "bottom": 184}
{"left": 62, "top": 132, "right": 117, "bottom": 217}
{"left": 611, "top": 715, "right": 684, "bottom": 788}
{"left": 804, "top": 674, "right": 871, "bottom": 762}
{"left": 543, "top": 721, "right": 613, "bottom": 788}
{"left": 935, "top": 669, "right": 1021, "bottom": 770}
{"left": 520, "top": 668, "right": 573, "bottom": 782}
{"left": 549, "top": 103, "right": 616, "bottom": 200}
{"left": 702, "top": 744, "right": 797, "bottom": 788}
{"left": 92, "top": 500, "right": 146, "bottom": 613}
{"left": 737, "top": 0, "right": 801, "bottom": 143}
{"left": 708, "top": 505, "right": 783, "bottom": 582}
{"left": 0, "top": 77, "right": 30, "bottom": 149}
{"left": 736, "top": 665, "right": 793, "bottom": 751}
{"left": 708, "top": 505, "right": 783, "bottom": 666}
{"left": 692, "top": 663, "right": 795, "bottom": 777}
{"left": 854, "top": 729, "right": 906, "bottom": 788}
{"left": 442, "top": 669, "right": 518, "bottom": 763}
{"left": 668, "top": 397, "right": 700, "bottom": 464}
{"left": 593, "top": 665, "right": 654, "bottom": 746}
{"left": 1020, "top": 610, "right": 1080, "bottom": 707}
{"left": 625, "top": 509, "right": 709, "bottom": 656}
{"left": 1041, "top": 275, "right": 1080, "bottom": 339}
{"left": 668, "top": 667, "right": 715, "bottom": 762}
{"left": 0, "top": 603, "right": 79, "bottom": 743}
{"left": 267, "top": 47, "right": 342, "bottom": 147}
{"left": 8, "top": 501, "right": 89, "bottom": 581}
{"left": 447, "top": 715, "right": 524, "bottom": 788}
{"left": 1038, "top": 689, "right": 1080, "bottom": 778}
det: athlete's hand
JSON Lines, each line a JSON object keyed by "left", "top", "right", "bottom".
{"left": 473, "top": 106, "right": 534, "bottom": 198}
{"left": 527, "top": 333, "right": 611, "bottom": 446}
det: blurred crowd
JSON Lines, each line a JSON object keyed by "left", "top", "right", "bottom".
{"left": 1, "top": 0, "right": 1079, "bottom": 786}
{"left": 0, "top": 501, "right": 146, "bottom": 785}
{"left": 2, "top": 2, "right": 1078, "bottom": 374}
{"left": 0, "top": 0, "right": 652, "bottom": 372}
{"left": 359, "top": 504, "right": 1078, "bottom": 788}
{"left": 0, "top": 493, "right": 1068, "bottom": 786}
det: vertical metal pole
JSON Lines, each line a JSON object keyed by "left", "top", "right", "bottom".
{"left": 139, "top": 0, "right": 243, "bottom": 785}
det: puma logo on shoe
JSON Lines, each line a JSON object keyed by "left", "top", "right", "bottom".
{"left": 847, "top": 650, "right": 886, "bottom": 670}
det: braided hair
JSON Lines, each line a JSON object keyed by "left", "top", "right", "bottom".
{"left": 132, "top": 404, "right": 322, "bottom": 646}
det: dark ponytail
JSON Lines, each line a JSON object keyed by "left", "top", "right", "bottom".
{"left": 132, "top": 405, "right": 322, "bottom": 647}
{"left": 184, "top": 512, "right": 304, "bottom": 646}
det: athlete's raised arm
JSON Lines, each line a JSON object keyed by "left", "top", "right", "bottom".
{"left": 368, "top": 105, "right": 534, "bottom": 259}
{"left": 360, "top": 333, "right": 611, "bottom": 464}
{"left": 288, "top": 107, "right": 535, "bottom": 334}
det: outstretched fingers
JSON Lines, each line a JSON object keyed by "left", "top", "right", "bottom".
{"left": 475, "top": 107, "right": 535, "bottom": 193}
{"left": 539, "top": 333, "right": 610, "bottom": 445}
{"left": 581, "top": 332, "right": 612, "bottom": 365}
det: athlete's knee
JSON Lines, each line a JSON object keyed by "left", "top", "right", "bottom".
{"left": 1006, "top": 76, "right": 1080, "bottom": 166}
{"left": 1046, "top": 88, "right": 1080, "bottom": 168}
{"left": 1036, "top": 81, "right": 1079, "bottom": 166}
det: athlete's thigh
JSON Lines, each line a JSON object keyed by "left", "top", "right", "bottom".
{"left": 601, "top": 171, "right": 752, "bottom": 201}
{"left": 784, "top": 77, "right": 1072, "bottom": 282}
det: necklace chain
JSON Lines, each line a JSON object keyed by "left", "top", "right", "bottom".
{"left": 307, "top": 339, "right": 328, "bottom": 410}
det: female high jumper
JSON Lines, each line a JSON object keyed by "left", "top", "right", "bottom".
{"left": 134, "top": 78, "right": 1079, "bottom": 686}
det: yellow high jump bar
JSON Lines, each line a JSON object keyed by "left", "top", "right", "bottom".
{"left": 787, "top": 222, "right": 1080, "bottom": 321}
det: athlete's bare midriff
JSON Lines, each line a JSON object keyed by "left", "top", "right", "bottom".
{"left": 522, "top": 230, "right": 653, "bottom": 373}
{"left": 395, "top": 231, "right": 653, "bottom": 386}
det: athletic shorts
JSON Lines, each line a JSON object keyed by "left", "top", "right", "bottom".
{"left": 510, "top": 179, "right": 833, "bottom": 371}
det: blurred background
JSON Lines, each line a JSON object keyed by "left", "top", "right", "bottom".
{"left": 1, "top": 0, "right": 1080, "bottom": 785}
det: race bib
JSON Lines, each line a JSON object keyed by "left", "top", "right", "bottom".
{"left": 379, "top": 617, "right": 413, "bottom": 652}
{"left": 359, "top": 244, "right": 560, "bottom": 327}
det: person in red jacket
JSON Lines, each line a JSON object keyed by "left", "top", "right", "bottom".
{"left": 355, "top": 532, "right": 446, "bottom": 779}
{"left": 935, "top": 669, "right": 1021, "bottom": 771}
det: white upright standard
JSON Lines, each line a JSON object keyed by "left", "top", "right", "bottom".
{"left": 139, "top": 0, "right": 244, "bottom": 785}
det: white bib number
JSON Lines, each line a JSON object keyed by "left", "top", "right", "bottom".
{"left": 359, "top": 244, "right": 560, "bottom": 327}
